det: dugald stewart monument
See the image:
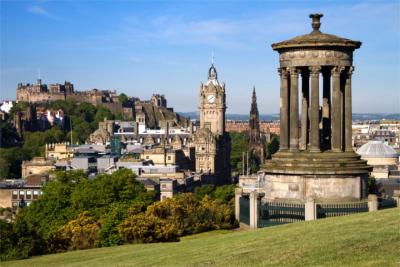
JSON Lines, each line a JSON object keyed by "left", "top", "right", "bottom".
{"left": 262, "top": 14, "right": 372, "bottom": 202}
{"left": 1, "top": 0, "right": 399, "bottom": 265}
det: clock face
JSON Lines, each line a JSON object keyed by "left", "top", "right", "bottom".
{"left": 207, "top": 95, "right": 216, "bottom": 103}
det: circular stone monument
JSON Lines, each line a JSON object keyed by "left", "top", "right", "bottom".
{"left": 262, "top": 14, "right": 372, "bottom": 203}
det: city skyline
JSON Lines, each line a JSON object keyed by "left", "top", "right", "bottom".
{"left": 1, "top": 0, "right": 399, "bottom": 114}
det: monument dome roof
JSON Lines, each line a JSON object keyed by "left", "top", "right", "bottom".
{"left": 356, "top": 141, "right": 398, "bottom": 159}
{"left": 271, "top": 14, "right": 361, "bottom": 51}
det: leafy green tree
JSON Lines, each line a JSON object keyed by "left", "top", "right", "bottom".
{"left": 213, "top": 184, "right": 236, "bottom": 204}
{"left": 94, "top": 106, "right": 113, "bottom": 124}
{"left": 265, "top": 134, "right": 280, "bottom": 159}
{"left": 0, "top": 147, "right": 32, "bottom": 178}
{"left": 249, "top": 152, "right": 261, "bottom": 173}
{"left": 194, "top": 184, "right": 215, "bottom": 200}
{"left": 1, "top": 121, "right": 20, "bottom": 148}
{"left": 114, "top": 112, "right": 123, "bottom": 121}
{"left": 118, "top": 93, "right": 129, "bottom": 105}
{"left": 0, "top": 156, "right": 10, "bottom": 179}
{"left": 8, "top": 102, "right": 29, "bottom": 118}
{"left": 229, "top": 132, "right": 248, "bottom": 173}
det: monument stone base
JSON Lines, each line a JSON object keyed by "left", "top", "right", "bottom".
{"left": 261, "top": 151, "right": 371, "bottom": 203}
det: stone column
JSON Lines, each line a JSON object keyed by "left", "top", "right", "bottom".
{"left": 331, "top": 66, "right": 344, "bottom": 152}
{"left": 322, "top": 69, "right": 331, "bottom": 150}
{"left": 249, "top": 191, "right": 259, "bottom": 229}
{"left": 368, "top": 194, "right": 378, "bottom": 212}
{"left": 300, "top": 69, "right": 309, "bottom": 150}
{"left": 289, "top": 67, "right": 299, "bottom": 152}
{"left": 345, "top": 67, "right": 354, "bottom": 152}
{"left": 235, "top": 187, "right": 243, "bottom": 221}
{"left": 305, "top": 197, "right": 316, "bottom": 221}
{"left": 309, "top": 66, "right": 321, "bottom": 152}
{"left": 279, "top": 68, "right": 289, "bottom": 151}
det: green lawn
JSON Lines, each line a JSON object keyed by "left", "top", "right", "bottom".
{"left": 3, "top": 208, "right": 399, "bottom": 267}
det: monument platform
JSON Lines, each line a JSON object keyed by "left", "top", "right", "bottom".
{"left": 263, "top": 151, "right": 372, "bottom": 176}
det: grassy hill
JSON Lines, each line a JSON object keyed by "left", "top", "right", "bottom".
{"left": 3, "top": 208, "right": 399, "bottom": 267}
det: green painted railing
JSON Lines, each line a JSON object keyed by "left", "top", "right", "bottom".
{"left": 239, "top": 197, "right": 250, "bottom": 225}
{"left": 379, "top": 198, "right": 397, "bottom": 210}
{"left": 317, "top": 202, "right": 368, "bottom": 218}
{"left": 258, "top": 202, "right": 305, "bottom": 228}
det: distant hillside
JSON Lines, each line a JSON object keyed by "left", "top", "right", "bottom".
{"left": 4, "top": 208, "right": 398, "bottom": 267}
{"left": 179, "top": 112, "right": 400, "bottom": 121}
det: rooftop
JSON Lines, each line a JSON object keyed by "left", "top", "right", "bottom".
{"left": 271, "top": 14, "right": 361, "bottom": 51}
{"left": 356, "top": 141, "right": 398, "bottom": 158}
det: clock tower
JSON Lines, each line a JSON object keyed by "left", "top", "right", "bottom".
{"left": 199, "top": 64, "right": 226, "bottom": 135}
{"left": 194, "top": 63, "right": 231, "bottom": 183}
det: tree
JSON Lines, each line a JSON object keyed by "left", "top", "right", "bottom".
{"left": 229, "top": 132, "right": 248, "bottom": 173}
{"left": 0, "top": 156, "right": 10, "bottom": 179}
{"left": 194, "top": 184, "right": 215, "bottom": 200}
{"left": 213, "top": 184, "right": 236, "bottom": 204}
{"left": 265, "top": 134, "right": 280, "bottom": 159}
{"left": 94, "top": 106, "right": 113, "bottom": 124}
{"left": 118, "top": 93, "right": 129, "bottom": 105}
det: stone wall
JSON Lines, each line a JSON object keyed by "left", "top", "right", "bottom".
{"left": 264, "top": 174, "right": 367, "bottom": 202}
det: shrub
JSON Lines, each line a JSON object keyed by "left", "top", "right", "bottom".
{"left": 58, "top": 211, "right": 100, "bottom": 250}
{"left": 118, "top": 213, "right": 179, "bottom": 243}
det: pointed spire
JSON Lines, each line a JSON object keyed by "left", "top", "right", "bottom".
{"left": 249, "top": 86, "right": 260, "bottom": 135}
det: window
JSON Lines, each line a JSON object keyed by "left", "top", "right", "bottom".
{"left": 167, "top": 156, "right": 171, "bottom": 160}
{"left": 26, "top": 190, "right": 32, "bottom": 200}
{"left": 162, "top": 184, "right": 167, "bottom": 189}
{"left": 12, "top": 191, "right": 18, "bottom": 199}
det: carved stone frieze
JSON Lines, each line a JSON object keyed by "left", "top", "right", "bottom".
{"left": 279, "top": 49, "right": 353, "bottom": 67}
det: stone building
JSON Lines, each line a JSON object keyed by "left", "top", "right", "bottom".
{"left": 193, "top": 64, "right": 231, "bottom": 183}
{"left": 17, "top": 79, "right": 74, "bottom": 103}
{"left": 0, "top": 175, "right": 47, "bottom": 209}
{"left": 258, "top": 14, "right": 372, "bottom": 202}
{"left": 357, "top": 141, "right": 399, "bottom": 179}
{"left": 151, "top": 94, "right": 167, "bottom": 108}
{"left": 45, "top": 143, "right": 74, "bottom": 160}
{"left": 160, "top": 178, "right": 178, "bottom": 201}
{"left": 21, "top": 157, "right": 55, "bottom": 179}
{"left": 225, "top": 121, "right": 279, "bottom": 135}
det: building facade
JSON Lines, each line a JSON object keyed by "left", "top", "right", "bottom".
{"left": 194, "top": 64, "right": 231, "bottom": 183}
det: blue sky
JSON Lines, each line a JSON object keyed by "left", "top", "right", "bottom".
{"left": 1, "top": 0, "right": 399, "bottom": 114}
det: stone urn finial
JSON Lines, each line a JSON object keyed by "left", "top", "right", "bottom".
{"left": 309, "top": 13, "right": 323, "bottom": 33}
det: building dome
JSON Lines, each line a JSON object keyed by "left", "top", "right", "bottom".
{"left": 356, "top": 141, "right": 398, "bottom": 159}
{"left": 271, "top": 14, "right": 361, "bottom": 51}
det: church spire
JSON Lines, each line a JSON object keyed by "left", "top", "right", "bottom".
{"left": 249, "top": 86, "right": 260, "bottom": 136}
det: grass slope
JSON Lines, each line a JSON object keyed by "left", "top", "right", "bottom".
{"left": 4, "top": 208, "right": 399, "bottom": 267}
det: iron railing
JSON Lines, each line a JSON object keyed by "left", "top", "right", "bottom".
{"left": 239, "top": 196, "right": 250, "bottom": 225}
{"left": 258, "top": 201, "right": 305, "bottom": 228}
{"left": 317, "top": 202, "right": 368, "bottom": 219}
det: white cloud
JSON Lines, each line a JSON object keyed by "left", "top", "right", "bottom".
{"left": 27, "top": 5, "right": 55, "bottom": 19}
{"left": 116, "top": 2, "right": 399, "bottom": 50}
